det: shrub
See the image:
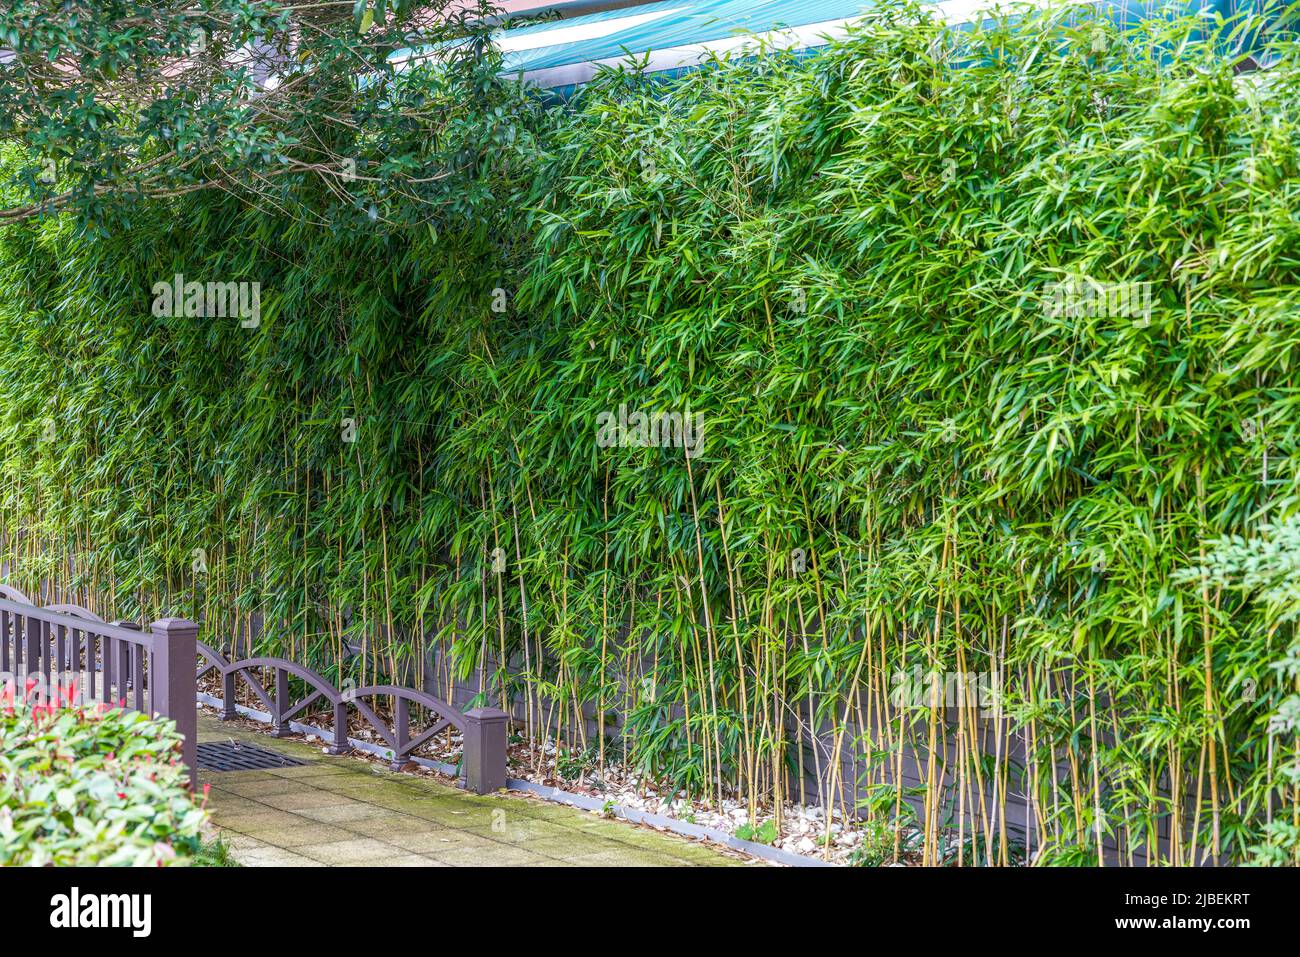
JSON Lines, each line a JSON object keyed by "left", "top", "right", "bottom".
{"left": 0, "top": 701, "right": 208, "bottom": 866}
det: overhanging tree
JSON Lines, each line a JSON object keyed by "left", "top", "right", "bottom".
{"left": 0, "top": 0, "right": 539, "bottom": 230}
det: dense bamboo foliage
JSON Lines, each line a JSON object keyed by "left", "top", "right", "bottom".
{"left": 3, "top": 5, "right": 1300, "bottom": 864}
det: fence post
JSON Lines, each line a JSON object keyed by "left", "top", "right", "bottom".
{"left": 328, "top": 699, "right": 350, "bottom": 755}
{"left": 150, "top": 618, "right": 198, "bottom": 787}
{"left": 461, "top": 707, "right": 508, "bottom": 795}
{"left": 270, "top": 667, "right": 292, "bottom": 737}
{"left": 219, "top": 668, "right": 238, "bottom": 721}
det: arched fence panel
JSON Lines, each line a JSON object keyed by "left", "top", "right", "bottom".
{"left": 196, "top": 639, "right": 228, "bottom": 682}
{"left": 199, "top": 650, "right": 508, "bottom": 794}
{"left": 348, "top": 685, "right": 464, "bottom": 770}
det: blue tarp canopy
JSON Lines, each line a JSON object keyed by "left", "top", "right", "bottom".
{"left": 389, "top": 0, "right": 1274, "bottom": 91}
{"left": 493, "top": 0, "right": 874, "bottom": 87}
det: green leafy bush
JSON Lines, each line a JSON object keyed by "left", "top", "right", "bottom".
{"left": 735, "top": 819, "right": 779, "bottom": 846}
{"left": 0, "top": 704, "right": 208, "bottom": 866}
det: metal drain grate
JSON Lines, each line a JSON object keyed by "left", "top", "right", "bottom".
{"left": 196, "top": 740, "right": 306, "bottom": 772}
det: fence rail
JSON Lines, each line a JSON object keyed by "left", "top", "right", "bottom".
{"left": 0, "top": 592, "right": 197, "bottom": 783}
{"left": 1, "top": 585, "right": 508, "bottom": 795}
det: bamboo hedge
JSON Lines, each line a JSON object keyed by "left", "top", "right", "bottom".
{"left": 3, "top": 4, "right": 1300, "bottom": 864}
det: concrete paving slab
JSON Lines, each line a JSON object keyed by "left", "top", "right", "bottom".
{"left": 199, "top": 715, "right": 741, "bottom": 868}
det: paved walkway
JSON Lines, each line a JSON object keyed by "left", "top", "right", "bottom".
{"left": 198, "top": 717, "right": 741, "bottom": 867}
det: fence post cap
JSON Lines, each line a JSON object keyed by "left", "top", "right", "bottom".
{"left": 465, "top": 707, "right": 509, "bottom": 721}
{"left": 149, "top": 617, "right": 199, "bottom": 636}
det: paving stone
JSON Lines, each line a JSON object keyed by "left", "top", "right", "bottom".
{"left": 248, "top": 822, "right": 356, "bottom": 847}
{"left": 393, "top": 829, "right": 499, "bottom": 854}
{"left": 209, "top": 808, "right": 308, "bottom": 832}
{"left": 264, "top": 764, "right": 356, "bottom": 780}
{"left": 591, "top": 823, "right": 708, "bottom": 852}
{"left": 200, "top": 714, "right": 737, "bottom": 869}
{"left": 393, "top": 778, "right": 471, "bottom": 799}
{"left": 344, "top": 814, "right": 447, "bottom": 839}
{"left": 257, "top": 789, "right": 359, "bottom": 811}
{"left": 464, "top": 818, "right": 582, "bottom": 844}
{"left": 511, "top": 801, "right": 601, "bottom": 822}
{"left": 378, "top": 854, "right": 448, "bottom": 867}
{"left": 234, "top": 847, "right": 326, "bottom": 867}
{"left": 205, "top": 768, "right": 280, "bottom": 782}
{"left": 216, "top": 775, "right": 307, "bottom": 798}
{"left": 293, "top": 803, "right": 399, "bottom": 824}
{"left": 390, "top": 800, "right": 499, "bottom": 827}
{"left": 220, "top": 832, "right": 270, "bottom": 853}
{"left": 561, "top": 849, "right": 679, "bottom": 867}
{"left": 429, "top": 844, "right": 552, "bottom": 867}
{"left": 201, "top": 792, "right": 265, "bottom": 816}
{"left": 524, "top": 834, "right": 627, "bottom": 860}
{"left": 671, "top": 843, "right": 747, "bottom": 865}
{"left": 294, "top": 838, "right": 406, "bottom": 865}
{"left": 308, "top": 778, "right": 410, "bottom": 798}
